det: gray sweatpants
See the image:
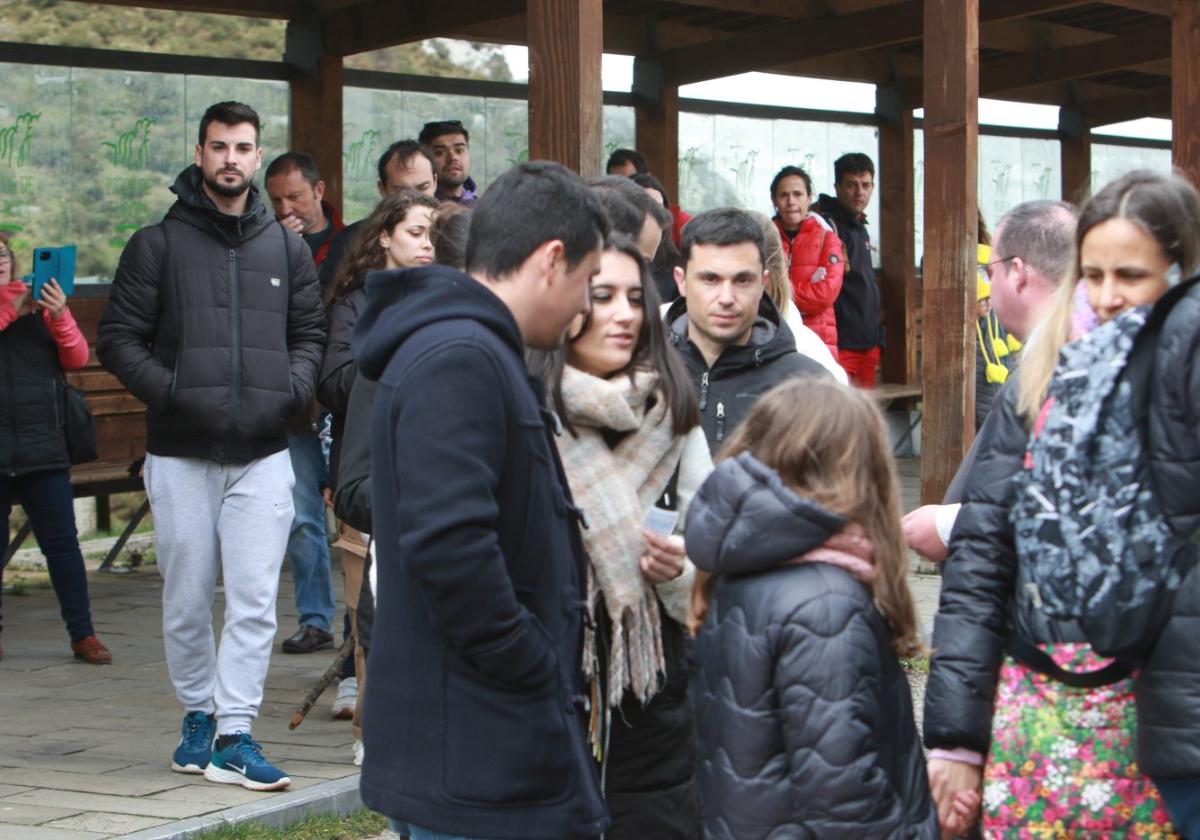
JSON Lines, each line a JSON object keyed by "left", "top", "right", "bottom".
{"left": 144, "top": 450, "right": 295, "bottom": 735}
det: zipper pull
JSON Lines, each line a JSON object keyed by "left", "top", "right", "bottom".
{"left": 699, "top": 372, "right": 709, "bottom": 410}
{"left": 715, "top": 401, "right": 725, "bottom": 442}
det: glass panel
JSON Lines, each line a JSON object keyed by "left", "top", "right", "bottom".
{"left": 1092, "top": 144, "right": 1172, "bottom": 193}
{"left": 602, "top": 105, "right": 635, "bottom": 170}
{"left": 1, "top": 62, "right": 286, "bottom": 282}
{"left": 342, "top": 87, "right": 404, "bottom": 224}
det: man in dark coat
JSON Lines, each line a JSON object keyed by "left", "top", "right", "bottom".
{"left": 353, "top": 161, "right": 610, "bottom": 840}
{"left": 664, "top": 207, "right": 829, "bottom": 453}
{"left": 97, "top": 102, "right": 325, "bottom": 793}
{"left": 816, "top": 152, "right": 883, "bottom": 387}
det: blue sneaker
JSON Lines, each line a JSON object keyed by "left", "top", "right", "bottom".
{"left": 203, "top": 733, "right": 291, "bottom": 791}
{"left": 171, "top": 711, "right": 216, "bottom": 774}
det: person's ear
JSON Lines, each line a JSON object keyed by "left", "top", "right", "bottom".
{"left": 254, "top": 147, "right": 264, "bottom": 171}
{"left": 674, "top": 265, "right": 686, "bottom": 298}
{"left": 377, "top": 181, "right": 386, "bottom": 198}
{"left": 313, "top": 180, "right": 326, "bottom": 203}
{"left": 194, "top": 143, "right": 203, "bottom": 168}
{"left": 1011, "top": 257, "right": 1028, "bottom": 292}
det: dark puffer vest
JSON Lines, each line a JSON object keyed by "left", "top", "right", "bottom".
{"left": 97, "top": 166, "right": 326, "bottom": 464}
{"left": 686, "top": 453, "right": 938, "bottom": 839}
{"left": 0, "top": 314, "right": 69, "bottom": 476}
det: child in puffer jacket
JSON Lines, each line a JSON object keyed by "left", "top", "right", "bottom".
{"left": 685, "top": 378, "right": 967, "bottom": 839}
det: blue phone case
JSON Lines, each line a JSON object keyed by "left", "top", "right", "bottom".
{"left": 31, "top": 245, "right": 76, "bottom": 300}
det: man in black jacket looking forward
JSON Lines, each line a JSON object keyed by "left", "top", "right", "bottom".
{"left": 352, "top": 161, "right": 610, "bottom": 840}
{"left": 665, "top": 207, "right": 828, "bottom": 453}
{"left": 97, "top": 102, "right": 325, "bottom": 793}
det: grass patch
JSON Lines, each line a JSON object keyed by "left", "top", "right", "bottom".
{"left": 195, "top": 810, "right": 388, "bottom": 840}
{"left": 1, "top": 571, "right": 53, "bottom": 596}
{"left": 901, "top": 655, "right": 931, "bottom": 674}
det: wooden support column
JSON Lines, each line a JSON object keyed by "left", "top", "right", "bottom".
{"left": 527, "top": 0, "right": 603, "bottom": 176}
{"left": 286, "top": 21, "right": 343, "bottom": 213}
{"left": 877, "top": 86, "right": 917, "bottom": 386}
{"left": 921, "top": 0, "right": 979, "bottom": 504}
{"left": 1172, "top": 0, "right": 1200, "bottom": 186}
{"left": 1060, "top": 108, "right": 1093, "bottom": 203}
{"left": 634, "top": 58, "right": 680, "bottom": 206}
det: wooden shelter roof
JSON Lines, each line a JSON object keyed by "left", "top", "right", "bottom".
{"left": 76, "top": 0, "right": 1171, "bottom": 124}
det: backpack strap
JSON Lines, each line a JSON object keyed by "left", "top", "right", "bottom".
{"left": 1006, "top": 634, "right": 1136, "bottom": 688}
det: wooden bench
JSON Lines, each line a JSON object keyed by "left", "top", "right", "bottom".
{"left": 2, "top": 290, "right": 149, "bottom": 572}
{"left": 872, "top": 382, "right": 923, "bottom": 455}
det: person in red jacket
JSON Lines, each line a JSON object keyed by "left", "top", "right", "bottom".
{"left": 770, "top": 165, "right": 845, "bottom": 357}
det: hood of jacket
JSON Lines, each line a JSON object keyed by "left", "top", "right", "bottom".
{"left": 665, "top": 293, "right": 799, "bottom": 373}
{"left": 817, "top": 192, "right": 868, "bottom": 229}
{"left": 166, "top": 164, "right": 274, "bottom": 245}
{"left": 352, "top": 264, "right": 524, "bottom": 381}
{"left": 685, "top": 451, "right": 848, "bottom": 576}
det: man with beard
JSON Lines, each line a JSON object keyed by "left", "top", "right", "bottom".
{"left": 419, "top": 120, "right": 477, "bottom": 206}
{"left": 98, "top": 101, "right": 325, "bottom": 792}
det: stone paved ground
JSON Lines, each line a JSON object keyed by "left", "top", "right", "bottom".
{"left": 0, "top": 459, "right": 942, "bottom": 839}
{"left": 0, "top": 557, "right": 358, "bottom": 839}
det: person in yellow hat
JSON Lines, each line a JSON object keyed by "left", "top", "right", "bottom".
{"left": 974, "top": 243, "right": 1018, "bottom": 430}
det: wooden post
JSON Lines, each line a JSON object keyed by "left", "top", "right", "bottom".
{"left": 1060, "top": 108, "right": 1092, "bottom": 204}
{"left": 527, "top": 0, "right": 603, "bottom": 176}
{"left": 1173, "top": 0, "right": 1200, "bottom": 186}
{"left": 921, "top": 0, "right": 979, "bottom": 504}
{"left": 634, "top": 57, "right": 680, "bottom": 206}
{"left": 286, "top": 21, "right": 344, "bottom": 213}
{"left": 877, "top": 86, "right": 917, "bottom": 386}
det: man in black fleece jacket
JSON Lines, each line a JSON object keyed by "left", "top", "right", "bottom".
{"left": 352, "top": 161, "right": 610, "bottom": 840}
{"left": 665, "top": 207, "right": 829, "bottom": 453}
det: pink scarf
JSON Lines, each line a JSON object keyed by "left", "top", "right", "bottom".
{"left": 786, "top": 523, "right": 875, "bottom": 584}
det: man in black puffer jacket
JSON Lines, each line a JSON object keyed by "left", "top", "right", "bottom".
{"left": 665, "top": 208, "right": 828, "bottom": 454}
{"left": 98, "top": 102, "right": 325, "bottom": 792}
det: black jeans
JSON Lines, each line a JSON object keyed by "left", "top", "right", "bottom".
{"left": 1, "top": 468, "right": 95, "bottom": 642}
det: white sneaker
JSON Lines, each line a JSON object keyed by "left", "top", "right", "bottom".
{"left": 352, "top": 739, "right": 364, "bottom": 766}
{"left": 332, "top": 677, "right": 357, "bottom": 720}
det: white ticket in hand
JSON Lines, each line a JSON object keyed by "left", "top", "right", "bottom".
{"left": 642, "top": 506, "right": 680, "bottom": 537}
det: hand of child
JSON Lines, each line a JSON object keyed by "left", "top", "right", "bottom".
{"left": 902, "top": 504, "right": 949, "bottom": 563}
{"left": 929, "top": 758, "right": 982, "bottom": 838}
{"left": 639, "top": 530, "right": 686, "bottom": 583}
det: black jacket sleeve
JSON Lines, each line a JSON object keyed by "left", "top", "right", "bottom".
{"left": 924, "top": 378, "right": 1027, "bottom": 755}
{"left": 333, "top": 374, "right": 376, "bottom": 534}
{"left": 385, "top": 340, "right": 556, "bottom": 690}
{"left": 317, "top": 291, "right": 361, "bottom": 416}
{"left": 97, "top": 226, "right": 173, "bottom": 410}
{"left": 285, "top": 232, "right": 326, "bottom": 409}
{"left": 775, "top": 594, "right": 935, "bottom": 837}
{"left": 1151, "top": 288, "right": 1200, "bottom": 540}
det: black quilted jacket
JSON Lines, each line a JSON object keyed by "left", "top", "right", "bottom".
{"left": 686, "top": 453, "right": 938, "bottom": 839}
{"left": 925, "top": 278, "right": 1200, "bottom": 779}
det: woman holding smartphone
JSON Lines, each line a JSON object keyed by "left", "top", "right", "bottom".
{"left": 529, "top": 234, "right": 712, "bottom": 839}
{"left": 0, "top": 232, "right": 110, "bottom": 664}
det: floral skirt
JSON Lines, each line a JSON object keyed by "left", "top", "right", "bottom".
{"left": 982, "top": 643, "right": 1176, "bottom": 838}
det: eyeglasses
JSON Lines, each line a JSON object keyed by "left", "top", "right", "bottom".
{"left": 984, "top": 255, "right": 1016, "bottom": 280}
{"left": 0, "top": 248, "right": 12, "bottom": 260}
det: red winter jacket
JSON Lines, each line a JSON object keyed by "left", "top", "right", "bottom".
{"left": 773, "top": 215, "right": 844, "bottom": 355}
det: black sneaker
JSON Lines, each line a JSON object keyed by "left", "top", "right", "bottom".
{"left": 281, "top": 625, "right": 334, "bottom": 654}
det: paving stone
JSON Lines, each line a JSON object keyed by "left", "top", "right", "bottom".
{"left": 0, "top": 784, "right": 34, "bottom": 797}
{"left": 0, "top": 825, "right": 108, "bottom": 840}
{"left": 2, "top": 789, "right": 229, "bottom": 819}
{"left": 43, "top": 811, "right": 171, "bottom": 834}
{"left": 268, "top": 760, "right": 358, "bottom": 781}
{"left": 0, "top": 767, "right": 184, "bottom": 797}
{"left": 0, "top": 802, "right": 82, "bottom": 825}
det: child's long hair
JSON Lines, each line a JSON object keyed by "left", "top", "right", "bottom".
{"left": 689, "top": 379, "right": 922, "bottom": 657}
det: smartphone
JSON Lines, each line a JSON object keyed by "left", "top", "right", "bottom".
{"left": 31, "top": 245, "right": 77, "bottom": 300}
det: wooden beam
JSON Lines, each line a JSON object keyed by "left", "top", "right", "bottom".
{"left": 1060, "top": 108, "right": 1093, "bottom": 203}
{"left": 979, "top": 25, "right": 1170, "bottom": 97}
{"left": 527, "top": 0, "right": 603, "bottom": 176}
{"left": 1173, "top": 0, "right": 1200, "bottom": 186}
{"left": 1102, "top": 0, "right": 1171, "bottom": 13}
{"left": 287, "top": 21, "right": 343, "bottom": 213}
{"left": 654, "top": 0, "right": 1091, "bottom": 86}
{"left": 877, "top": 87, "right": 918, "bottom": 386}
{"left": 634, "top": 59, "right": 681, "bottom": 204}
{"left": 64, "top": 0, "right": 295, "bottom": 17}
{"left": 921, "top": 0, "right": 978, "bottom": 503}
{"left": 321, "top": 0, "right": 525, "bottom": 56}
{"left": 1079, "top": 86, "right": 1172, "bottom": 126}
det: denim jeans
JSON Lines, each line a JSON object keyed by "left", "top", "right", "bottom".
{"left": 0, "top": 468, "right": 95, "bottom": 641}
{"left": 285, "top": 433, "right": 335, "bottom": 632}
{"left": 1154, "top": 776, "right": 1200, "bottom": 839}
{"left": 387, "top": 818, "right": 494, "bottom": 840}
